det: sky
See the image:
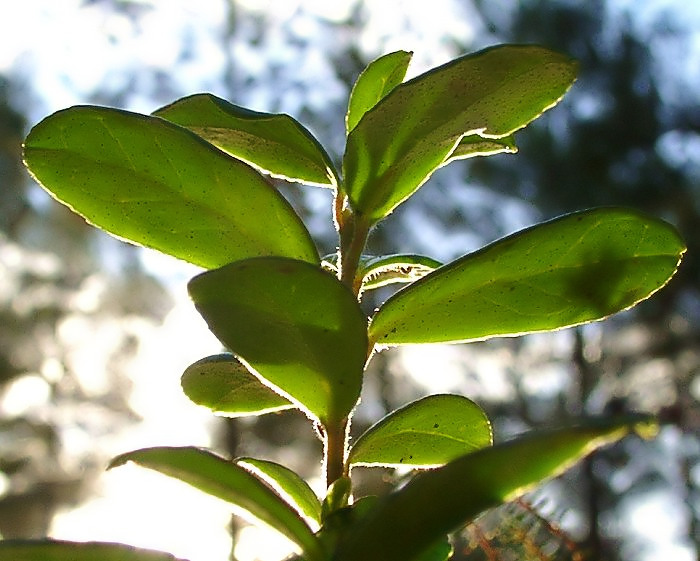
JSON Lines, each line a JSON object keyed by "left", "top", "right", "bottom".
{"left": 2, "top": 1, "right": 700, "bottom": 561}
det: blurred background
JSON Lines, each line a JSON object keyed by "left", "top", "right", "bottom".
{"left": 1, "top": 1, "right": 699, "bottom": 560}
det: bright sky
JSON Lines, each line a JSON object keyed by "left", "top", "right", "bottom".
{"left": 2, "top": 1, "right": 700, "bottom": 561}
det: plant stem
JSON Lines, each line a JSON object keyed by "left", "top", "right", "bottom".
{"left": 324, "top": 419, "right": 348, "bottom": 488}
{"left": 333, "top": 188, "right": 345, "bottom": 231}
{"left": 323, "top": 194, "right": 371, "bottom": 489}
{"left": 338, "top": 212, "right": 371, "bottom": 296}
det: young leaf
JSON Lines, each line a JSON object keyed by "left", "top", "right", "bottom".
{"left": 334, "top": 416, "right": 657, "bottom": 561}
{"left": 343, "top": 45, "right": 578, "bottom": 222}
{"left": 445, "top": 133, "right": 517, "bottom": 163}
{"left": 0, "top": 540, "right": 187, "bottom": 561}
{"left": 188, "top": 256, "right": 368, "bottom": 426}
{"left": 348, "top": 394, "right": 492, "bottom": 468}
{"left": 346, "top": 50, "right": 413, "bottom": 135}
{"left": 321, "top": 476, "right": 352, "bottom": 521}
{"left": 236, "top": 457, "right": 322, "bottom": 528}
{"left": 108, "top": 446, "right": 325, "bottom": 561}
{"left": 155, "top": 94, "right": 338, "bottom": 187}
{"left": 315, "top": 495, "right": 378, "bottom": 560}
{"left": 369, "top": 208, "right": 686, "bottom": 346}
{"left": 181, "top": 354, "right": 294, "bottom": 417}
{"left": 23, "top": 106, "right": 318, "bottom": 268}
{"left": 358, "top": 254, "right": 442, "bottom": 292}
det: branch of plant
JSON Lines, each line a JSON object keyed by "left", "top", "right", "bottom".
{"left": 338, "top": 209, "right": 371, "bottom": 296}
{"left": 324, "top": 418, "right": 349, "bottom": 489}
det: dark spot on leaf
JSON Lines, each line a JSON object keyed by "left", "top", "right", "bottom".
{"left": 433, "top": 423, "right": 439, "bottom": 428}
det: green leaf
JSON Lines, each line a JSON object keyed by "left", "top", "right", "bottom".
{"left": 315, "top": 496, "right": 378, "bottom": 560}
{"left": 181, "top": 354, "right": 294, "bottom": 417}
{"left": 108, "top": 446, "right": 325, "bottom": 561}
{"left": 334, "top": 416, "right": 657, "bottom": 561}
{"left": 155, "top": 94, "right": 338, "bottom": 187}
{"left": 0, "top": 540, "right": 186, "bottom": 561}
{"left": 236, "top": 457, "right": 322, "bottom": 528}
{"left": 23, "top": 106, "right": 317, "bottom": 269}
{"left": 346, "top": 50, "right": 413, "bottom": 135}
{"left": 321, "top": 475, "right": 352, "bottom": 521}
{"left": 343, "top": 45, "right": 577, "bottom": 222}
{"left": 445, "top": 133, "right": 517, "bottom": 163}
{"left": 188, "top": 257, "right": 367, "bottom": 425}
{"left": 358, "top": 254, "right": 442, "bottom": 292}
{"left": 320, "top": 254, "right": 441, "bottom": 293}
{"left": 348, "top": 394, "right": 492, "bottom": 468}
{"left": 369, "top": 208, "right": 686, "bottom": 346}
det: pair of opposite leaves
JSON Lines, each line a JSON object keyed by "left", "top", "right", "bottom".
{"left": 186, "top": 202, "right": 685, "bottom": 428}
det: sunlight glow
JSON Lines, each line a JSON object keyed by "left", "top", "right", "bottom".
{"left": 52, "top": 467, "right": 233, "bottom": 561}
{"left": 0, "top": 375, "right": 50, "bottom": 417}
{"left": 234, "top": 526, "right": 299, "bottom": 561}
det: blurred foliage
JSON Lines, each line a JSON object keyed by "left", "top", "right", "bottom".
{"left": 0, "top": 71, "right": 171, "bottom": 538}
{"left": 456, "top": 1, "right": 700, "bottom": 559}
{"left": 2, "top": 1, "right": 699, "bottom": 560}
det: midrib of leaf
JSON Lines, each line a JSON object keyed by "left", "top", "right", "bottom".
{"left": 97, "top": 115, "right": 140, "bottom": 171}
{"left": 415, "top": 211, "right": 677, "bottom": 300}
{"left": 362, "top": 429, "right": 479, "bottom": 449}
{"left": 406, "top": 253, "right": 679, "bottom": 315}
{"left": 32, "top": 142, "right": 277, "bottom": 250}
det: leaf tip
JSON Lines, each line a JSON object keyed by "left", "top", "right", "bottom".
{"left": 106, "top": 453, "right": 130, "bottom": 470}
{"left": 632, "top": 416, "right": 660, "bottom": 440}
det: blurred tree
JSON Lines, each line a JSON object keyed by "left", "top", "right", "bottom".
{"left": 5, "top": 2, "right": 698, "bottom": 560}
{"left": 443, "top": 1, "right": 700, "bottom": 559}
{"left": 0, "top": 67, "right": 171, "bottom": 537}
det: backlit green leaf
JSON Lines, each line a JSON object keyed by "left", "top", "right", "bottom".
{"left": 109, "top": 446, "right": 324, "bottom": 561}
{"left": 346, "top": 50, "right": 413, "bottom": 135}
{"left": 343, "top": 45, "right": 577, "bottom": 222}
{"left": 358, "top": 254, "right": 442, "bottom": 292}
{"left": 334, "top": 416, "right": 657, "bottom": 561}
{"left": 321, "top": 476, "right": 352, "bottom": 522}
{"left": 0, "top": 540, "right": 186, "bottom": 561}
{"left": 155, "top": 94, "right": 338, "bottom": 187}
{"left": 188, "top": 257, "right": 367, "bottom": 425}
{"left": 181, "top": 354, "right": 294, "bottom": 417}
{"left": 312, "top": 496, "right": 378, "bottom": 561}
{"left": 24, "top": 106, "right": 318, "bottom": 268}
{"left": 236, "top": 457, "right": 322, "bottom": 528}
{"left": 369, "top": 208, "right": 686, "bottom": 346}
{"left": 445, "top": 133, "right": 517, "bottom": 163}
{"left": 348, "top": 394, "right": 492, "bottom": 468}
